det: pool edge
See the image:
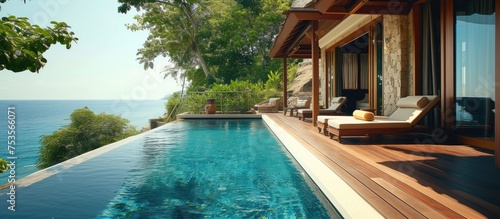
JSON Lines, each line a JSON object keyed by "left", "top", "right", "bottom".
{"left": 262, "top": 115, "right": 384, "bottom": 219}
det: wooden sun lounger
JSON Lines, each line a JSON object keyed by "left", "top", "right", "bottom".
{"left": 326, "top": 95, "right": 440, "bottom": 143}
{"left": 297, "top": 97, "right": 347, "bottom": 121}
{"left": 284, "top": 96, "right": 311, "bottom": 116}
{"left": 256, "top": 97, "right": 281, "bottom": 113}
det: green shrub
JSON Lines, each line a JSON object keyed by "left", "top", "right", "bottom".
{"left": 0, "top": 158, "right": 8, "bottom": 173}
{"left": 166, "top": 80, "right": 266, "bottom": 115}
{"left": 37, "top": 107, "right": 139, "bottom": 169}
{"left": 265, "top": 70, "right": 282, "bottom": 90}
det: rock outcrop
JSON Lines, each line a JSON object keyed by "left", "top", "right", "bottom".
{"left": 287, "top": 59, "right": 312, "bottom": 96}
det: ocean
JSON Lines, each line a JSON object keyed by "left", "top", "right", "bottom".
{"left": 0, "top": 99, "right": 167, "bottom": 185}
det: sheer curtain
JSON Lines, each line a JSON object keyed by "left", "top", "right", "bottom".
{"left": 342, "top": 53, "right": 358, "bottom": 89}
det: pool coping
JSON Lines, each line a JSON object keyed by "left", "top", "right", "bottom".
{"left": 262, "top": 115, "right": 383, "bottom": 219}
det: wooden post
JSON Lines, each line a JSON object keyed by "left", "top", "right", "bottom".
{"left": 495, "top": 0, "right": 500, "bottom": 168}
{"left": 283, "top": 58, "right": 288, "bottom": 110}
{"left": 312, "top": 20, "right": 320, "bottom": 126}
{"left": 441, "top": 0, "right": 454, "bottom": 129}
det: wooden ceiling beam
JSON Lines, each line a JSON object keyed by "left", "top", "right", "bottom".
{"left": 325, "top": 6, "right": 349, "bottom": 14}
{"left": 354, "top": 6, "right": 412, "bottom": 15}
{"left": 324, "top": 0, "right": 414, "bottom": 15}
{"left": 348, "top": 0, "right": 369, "bottom": 14}
{"left": 285, "top": 23, "right": 310, "bottom": 56}
{"left": 315, "top": 0, "right": 337, "bottom": 13}
{"left": 289, "top": 9, "right": 347, "bottom": 20}
{"left": 269, "top": 13, "right": 300, "bottom": 58}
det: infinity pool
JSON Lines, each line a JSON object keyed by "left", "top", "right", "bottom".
{"left": 0, "top": 119, "right": 338, "bottom": 218}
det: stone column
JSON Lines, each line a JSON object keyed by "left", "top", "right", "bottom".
{"left": 382, "top": 15, "right": 410, "bottom": 115}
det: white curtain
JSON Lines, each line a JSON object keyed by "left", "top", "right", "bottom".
{"left": 342, "top": 53, "right": 358, "bottom": 89}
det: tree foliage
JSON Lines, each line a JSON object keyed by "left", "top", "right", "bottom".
{"left": 265, "top": 69, "right": 282, "bottom": 90}
{"left": 37, "top": 107, "right": 139, "bottom": 169}
{"left": 118, "top": 0, "right": 211, "bottom": 79}
{"left": 0, "top": 15, "right": 78, "bottom": 73}
{"left": 118, "top": 0, "right": 292, "bottom": 87}
{"left": 0, "top": 158, "right": 7, "bottom": 173}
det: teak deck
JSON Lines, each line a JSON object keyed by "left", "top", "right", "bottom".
{"left": 265, "top": 113, "right": 500, "bottom": 218}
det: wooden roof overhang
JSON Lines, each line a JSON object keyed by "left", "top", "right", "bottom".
{"left": 269, "top": 0, "right": 420, "bottom": 58}
{"left": 269, "top": 8, "right": 345, "bottom": 58}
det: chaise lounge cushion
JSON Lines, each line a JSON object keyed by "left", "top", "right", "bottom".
{"left": 327, "top": 95, "right": 439, "bottom": 130}
{"left": 396, "top": 96, "right": 429, "bottom": 108}
{"left": 328, "top": 117, "right": 412, "bottom": 129}
{"left": 269, "top": 98, "right": 280, "bottom": 106}
{"left": 296, "top": 96, "right": 347, "bottom": 121}
{"left": 257, "top": 97, "right": 281, "bottom": 113}
{"left": 328, "top": 97, "right": 346, "bottom": 110}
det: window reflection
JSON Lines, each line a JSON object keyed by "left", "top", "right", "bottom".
{"left": 454, "top": 0, "right": 495, "bottom": 139}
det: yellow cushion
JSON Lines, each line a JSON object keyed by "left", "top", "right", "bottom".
{"left": 353, "top": 110, "right": 374, "bottom": 121}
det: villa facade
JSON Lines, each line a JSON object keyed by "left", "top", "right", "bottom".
{"left": 269, "top": 0, "right": 500, "bottom": 167}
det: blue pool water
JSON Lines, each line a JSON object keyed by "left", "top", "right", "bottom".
{"left": 0, "top": 119, "right": 337, "bottom": 218}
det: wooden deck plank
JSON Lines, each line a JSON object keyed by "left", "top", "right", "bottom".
{"left": 263, "top": 113, "right": 500, "bottom": 218}
{"left": 344, "top": 144, "right": 487, "bottom": 218}
{"left": 268, "top": 114, "right": 426, "bottom": 218}
{"left": 372, "top": 177, "right": 447, "bottom": 219}
{"left": 269, "top": 115, "right": 410, "bottom": 218}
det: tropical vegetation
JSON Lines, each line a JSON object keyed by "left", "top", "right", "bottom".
{"left": 37, "top": 107, "right": 139, "bottom": 169}
{"left": 118, "top": 0, "right": 292, "bottom": 86}
{"left": 117, "top": 0, "right": 302, "bottom": 118}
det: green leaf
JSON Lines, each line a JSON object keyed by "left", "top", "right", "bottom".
{"left": 0, "top": 15, "right": 78, "bottom": 73}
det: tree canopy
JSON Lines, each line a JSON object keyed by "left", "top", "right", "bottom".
{"left": 118, "top": 0, "right": 292, "bottom": 87}
{"left": 37, "top": 107, "right": 139, "bottom": 169}
{"left": 0, "top": 15, "right": 78, "bottom": 73}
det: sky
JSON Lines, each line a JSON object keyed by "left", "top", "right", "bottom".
{"left": 0, "top": 0, "right": 182, "bottom": 100}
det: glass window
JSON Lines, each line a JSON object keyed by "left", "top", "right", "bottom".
{"left": 454, "top": 0, "right": 495, "bottom": 139}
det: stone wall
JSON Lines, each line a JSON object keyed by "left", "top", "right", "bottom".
{"left": 382, "top": 15, "right": 410, "bottom": 115}
{"left": 408, "top": 10, "right": 415, "bottom": 96}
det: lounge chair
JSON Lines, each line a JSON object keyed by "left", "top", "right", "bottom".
{"left": 283, "top": 96, "right": 311, "bottom": 116}
{"left": 317, "top": 115, "right": 348, "bottom": 136}
{"left": 326, "top": 95, "right": 440, "bottom": 142}
{"left": 297, "top": 96, "right": 347, "bottom": 121}
{"left": 256, "top": 97, "right": 281, "bottom": 113}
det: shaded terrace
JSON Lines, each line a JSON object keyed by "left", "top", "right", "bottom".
{"left": 263, "top": 112, "right": 500, "bottom": 218}
{"left": 269, "top": 0, "right": 500, "bottom": 166}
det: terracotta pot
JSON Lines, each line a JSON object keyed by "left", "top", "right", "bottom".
{"left": 205, "top": 98, "right": 216, "bottom": 114}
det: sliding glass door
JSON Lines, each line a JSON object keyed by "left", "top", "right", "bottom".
{"left": 454, "top": 0, "right": 495, "bottom": 140}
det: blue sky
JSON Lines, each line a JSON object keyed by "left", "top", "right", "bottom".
{"left": 0, "top": 0, "right": 182, "bottom": 100}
